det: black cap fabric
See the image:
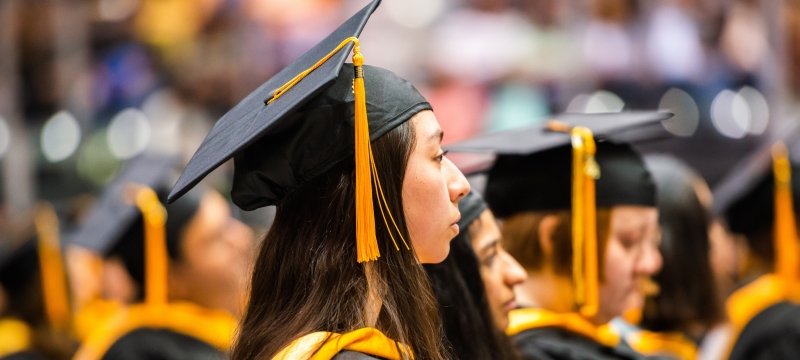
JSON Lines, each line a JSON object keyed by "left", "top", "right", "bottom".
{"left": 166, "top": 0, "right": 431, "bottom": 209}
{"left": 72, "top": 154, "right": 202, "bottom": 256}
{"left": 485, "top": 141, "right": 656, "bottom": 218}
{"left": 713, "top": 120, "right": 800, "bottom": 235}
{"left": 457, "top": 191, "right": 488, "bottom": 230}
{"left": 231, "top": 64, "right": 430, "bottom": 209}
{"left": 0, "top": 238, "right": 39, "bottom": 295}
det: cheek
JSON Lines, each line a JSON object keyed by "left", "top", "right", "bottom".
{"left": 602, "top": 241, "right": 635, "bottom": 284}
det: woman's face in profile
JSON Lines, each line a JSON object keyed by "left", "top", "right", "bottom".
{"left": 469, "top": 209, "right": 527, "bottom": 330}
{"left": 598, "top": 205, "right": 662, "bottom": 324}
{"left": 402, "top": 111, "right": 470, "bottom": 264}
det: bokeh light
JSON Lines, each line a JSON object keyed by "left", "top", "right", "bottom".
{"left": 41, "top": 111, "right": 82, "bottom": 163}
{"left": 659, "top": 88, "right": 700, "bottom": 137}
{"left": 107, "top": 108, "right": 151, "bottom": 160}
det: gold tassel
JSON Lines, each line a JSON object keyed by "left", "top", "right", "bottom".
{"left": 127, "top": 185, "right": 168, "bottom": 306}
{"left": 265, "top": 37, "right": 410, "bottom": 262}
{"left": 352, "top": 45, "right": 380, "bottom": 263}
{"left": 545, "top": 121, "right": 600, "bottom": 318}
{"left": 570, "top": 127, "right": 600, "bottom": 319}
{"left": 771, "top": 142, "right": 799, "bottom": 290}
{"left": 34, "top": 202, "right": 71, "bottom": 331}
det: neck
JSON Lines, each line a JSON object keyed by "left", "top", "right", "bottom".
{"left": 516, "top": 268, "right": 575, "bottom": 313}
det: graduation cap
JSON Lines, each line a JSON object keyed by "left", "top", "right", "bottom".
{"left": 448, "top": 111, "right": 670, "bottom": 318}
{"left": 0, "top": 203, "right": 70, "bottom": 331}
{"left": 712, "top": 120, "right": 800, "bottom": 289}
{"left": 167, "top": 0, "right": 432, "bottom": 263}
{"left": 72, "top": 154, "right": 202, "bottom": 305}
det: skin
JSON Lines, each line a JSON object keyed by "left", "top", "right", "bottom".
{"left": 515, "top": 205, "right": 662, "bottom": 325}
{"left": 402, "top": 111, "right": 471, "bottom": 264}
{"left": 597, "top": 206, "right": 662, "bottom": 324}
{"left": 469, "top": 209, "right": 527, "bottom": 330}
{"left": 169, "top": 191, "right": 255, "bottom": 319}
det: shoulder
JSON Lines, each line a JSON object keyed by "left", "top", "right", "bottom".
{"left": 730, "top": 301, "right": 800, "bottom": 360}
{"left": 513, "top": 328, "right": 644, "bottom": 360}
{"left": 103, "top": 328, "right": 225, "bottom": 360}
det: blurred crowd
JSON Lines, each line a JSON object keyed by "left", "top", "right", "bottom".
{"left": 2, "top": 0, "right": 800, "bottom": 229}
{"left": 3, "top": 0, "right": 800, "bottom": 359}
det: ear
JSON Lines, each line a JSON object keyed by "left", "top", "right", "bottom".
{"left": 538, "top": 214, "right": 562, "bottom": 261}
{"left": 102, "top": 257, "right": 138, "bottom": 303}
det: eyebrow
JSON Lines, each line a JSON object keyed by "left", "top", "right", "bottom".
{"left": 429, "top": 129, "right": 443, "bottom": 143}
{"left": 478, "top": 239, "right": 499, "bottom": 255}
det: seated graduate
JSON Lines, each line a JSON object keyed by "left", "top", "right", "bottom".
{"left": 712, "top": 121, "right": 800, "bottom": 360}
{"left": 164, "top": 1, "right": 470, "bottom": 359}
{"left": 424, "top": 190, "right": 526, "bottom": 359}
{"left": 611, "top": 155, "right": 726, "bottom": 360}
{"left": 0, "top": 205, "right": 75, "bottom": 360}
{"left": 71, "top": 154, "right": 254, "bottom": 360}
{"left": 448, "top": 112, "right": 671, "bottom": 360}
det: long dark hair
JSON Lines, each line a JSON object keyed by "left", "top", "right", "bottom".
{"left": 232, "top": 121, "right": 447, "bottom": 359}
{"left": 641, "top": 155, "right": 723, "bottom": 336}
{"left": 424, "top": 214, "right": 517, "bottom": 359}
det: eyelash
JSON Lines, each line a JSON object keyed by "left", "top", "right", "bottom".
{"left": 436, "top": 150, "right": 449, "bottom": 162}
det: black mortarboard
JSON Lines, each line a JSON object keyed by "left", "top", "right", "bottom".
{"left": 449, "top": 111, "right": 669, "bottom": 318}
{"left": 446, "top": 112, "right": 672, "bottom": 156}
{"left": 166, "top": 0, "right": 433, "bottom": 262}
{"left": 168, "top": 0, "right": 408, "bottom": 206}
{"left": 0, "top": 238, "right": 39, "bottom": 297}
{"left": 0, "top": 204, "right": 71, "bottom": 330}
{"left": 447, "top": 112, "right": 669, "bottom": 218}
{"left": 72, "top": 154, "right": 200, "bottom": 256}
{"left": 713, "top": 121, "right": 800, "bottom": 235}
{"left": 457, "top": 191, "right": 488, "bottom": 230}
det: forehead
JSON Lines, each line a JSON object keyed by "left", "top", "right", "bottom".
{"left": 610, "top": 206, "right": 658, "bottom": 231}
{"left": 410, "top": 110, "right": 441, "bottom": 143}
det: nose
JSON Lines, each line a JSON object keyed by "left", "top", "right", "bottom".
{"left": 444, "top": 157, "right": 470, "bottom": 203}
{"left": 635, "top": 239, "right": 662, "bottom": 277}
{"left": 502, "top": 251, "right": 527, "bottom": 287}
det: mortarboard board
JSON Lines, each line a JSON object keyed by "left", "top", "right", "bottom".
{"left": 72, "top": 154, "right": 200, "bottom": 256}
{"left": 167, "top": 0, "right": 434, "bottom": 262}
{"left": 447, "top": 111, "right": 670, "bottom": 217}
{"left": 448, "top": 111, "right": 670, "bottom": 318}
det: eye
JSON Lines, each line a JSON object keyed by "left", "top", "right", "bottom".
{"left": 435, "top": 150, "right": 449, "bottom": 163}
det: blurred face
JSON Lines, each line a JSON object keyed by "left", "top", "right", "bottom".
{"left": 597, "top": 205, "right": 661, "bottom": 324}
{"left": 169, "top": 191, "right": 255, "bottom": 319}
{"left": 403, "top": 111, "right": 470, "bottom": 264}
{"left": 469, "top": 209, "right": 527, "bottom": 330}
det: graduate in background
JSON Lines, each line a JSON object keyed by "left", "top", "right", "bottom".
{"left": 71, "top": 154, "right": 254, "bottom": 360}
{"left": 611, "top": 155, "right": 727, "bottom": 360}
{"left": 449, "top": 112, "right": 670, "bottom": 360}
{"left": 164, "top": 1, "right": 470, "bottom": 358}
{"left": 712, "top": 121, "right": 800, "bottom": 360}
{"left": 0, "top": 204, "right": 76, "bottom": 359}
{"left": 425, "top": 190, "right": 526, "bottom": 359}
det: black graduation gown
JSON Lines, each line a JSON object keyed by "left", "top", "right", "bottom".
{"left": 103, "top": 328, "right": 225, "bottom": 360}
{"left": 513, "top": 327, "right": 645, "bottom": 360}
{"left": 1, "top": 352, "right": 46, "bottom": 360}
{"left": 728, "top": 301, "right": 800, "bottom": 360}
{"left": 332, "top": 351, "right": 382, "bottom": 359}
